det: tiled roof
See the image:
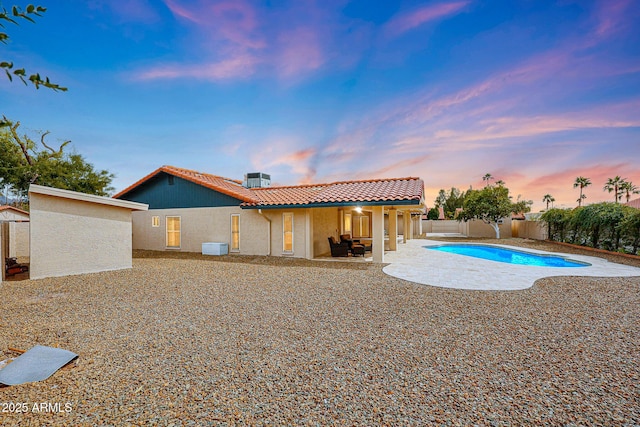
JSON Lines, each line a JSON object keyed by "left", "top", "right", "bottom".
{"left": 113, "top": 165, "right": 258, "bottom": 203}
{"left": 241, "top": 177, "right": 425, "bottom": 208}
{"left": 0, "top": 205, "right": 29, "bottom": 216}
{"left": 626, "top": 198, "right": 640, "bottom": 209}
{"left": 114, "top": 166, "right": 425, "bottom": 209}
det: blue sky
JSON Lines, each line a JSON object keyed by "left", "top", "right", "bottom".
{"left": 2, "top": 0, "right": 639, "bottom": 210}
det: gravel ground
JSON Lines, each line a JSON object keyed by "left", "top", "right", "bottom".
{"left": 1, "top": 238, "right": 639, "bottom": 426}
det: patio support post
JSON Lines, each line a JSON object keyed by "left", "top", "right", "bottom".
{"left": 389, "top": 208, "right": 397, "bottom": 251}
{"left": 372, "top": 205, "right": 384, "bottom": 263}
{"left": 305, "top": 209, "right": 314, "bottom": 260}
{"left": 403, "top": 214, "right": 410, "bottom": 243}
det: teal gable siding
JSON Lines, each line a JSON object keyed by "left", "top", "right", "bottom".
{"left": 117, "top": 172, "right": 243, "bottom": 208}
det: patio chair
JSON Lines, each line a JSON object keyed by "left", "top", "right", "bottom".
{"left": 328, "top": 236, "right": 350, "bottom": 257}
{"left": 339, "top": 234, "right": 365, "bottom": 257}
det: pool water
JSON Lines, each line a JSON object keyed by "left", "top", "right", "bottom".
{"left": 425, "top": 244, "right": 590, "bottom": 267}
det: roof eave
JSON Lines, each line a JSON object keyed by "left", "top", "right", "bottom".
{"left": 241, "top": 199, "right": 423, "bottom": 209}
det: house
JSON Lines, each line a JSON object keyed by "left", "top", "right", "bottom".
{"left": 0, "top": 205, "right": 30, "bottom": 221}
{"left": 114, "top": 166, "right": 425, "bottom": 262}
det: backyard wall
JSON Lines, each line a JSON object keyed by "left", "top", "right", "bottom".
{"left": 467, "top": 218, "right": 512, "bottom": 238}
{"left": 421, "top": 220, "right": 468, "bottom": 235}
{"left": 512, "top": 220, "right": 547, "bottom": 240}
{"left": 29, "top": 185, "right": 148, "bottom": 280}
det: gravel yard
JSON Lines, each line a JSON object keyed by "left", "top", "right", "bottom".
{"left": 1, "top": 239, "right": 639, "bottom": 426}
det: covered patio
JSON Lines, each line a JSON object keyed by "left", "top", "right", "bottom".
{"left": 241, "top": 177, "right": 426, "bottom": 263}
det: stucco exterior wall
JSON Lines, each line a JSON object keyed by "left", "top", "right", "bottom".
{"left": 9, "top": 221, "right": 29, "bottom": 258}
{"left": 467, "top": 217, "right": 513, "bottom": 238}
{"left": 513, "top": 220, "right": 548, "bottom": 240}
{"left": 132, "top": 207, "right": 301, "bottom": 256}
{"left": 29, "top": 193, "right": 136, "bottom": 279}
{"left": 132, "top": 207, "right": 265, "bottom": 255}
{"left": 313, "top": 207, "right": 339, "bottom": 257}
{"left": 258, "top": 209, "right": 309, "bottom": 258}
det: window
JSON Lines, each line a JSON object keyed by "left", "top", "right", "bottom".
{"left": 151, "top": 216, "right": 160, "bottom": 227}
{"left": 283, "top": 212, "right": 294, "bottom": 254}
{"left": 359, "top": 215, "right": 370, "bottom": 237}
{"left": 344, "top": 212, "right": 352, "bottom": 234}
{"left": 166, "top": 216, "right": 181, "bottom": 248}
{"left": 231, "top": 214, "right": 240, "bottom": 252}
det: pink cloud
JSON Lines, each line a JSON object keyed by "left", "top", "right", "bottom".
{"left": 385, "top": 1, "right": 470, "bottom": 37}
{"left": 275, "top": 27, "right": 325, "bottom": 78}
{"left": 136, "top": 53, "right": 259, "bottom": 81}
{"left": 594, "top": 0, "right": 636, "bottom": 39}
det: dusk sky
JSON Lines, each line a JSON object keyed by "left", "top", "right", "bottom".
{"left": 2, "top": 0, "right": 639, "bottom": 211}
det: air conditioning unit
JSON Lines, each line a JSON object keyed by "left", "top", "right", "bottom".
{"left": 243, "top": 172, "right": 271, "bottom": 188}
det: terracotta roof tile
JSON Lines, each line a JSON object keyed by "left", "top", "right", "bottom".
{"left": 242, "top": 177, "right": 424, "bottom": 208}
{"left": 114, "top": 166, "right": 424, "bottom": 208}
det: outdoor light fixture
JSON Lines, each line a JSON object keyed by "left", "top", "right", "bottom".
{"left": 355, "top": 206, "right": 363, "bottom": 213}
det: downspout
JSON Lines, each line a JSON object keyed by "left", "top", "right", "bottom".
{"left": 258, "top": 209, "right": 272, "bottom": 256}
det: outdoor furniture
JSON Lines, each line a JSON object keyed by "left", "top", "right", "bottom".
{"left": 328, "top": 236, "right": 350, "bottom": 257}
{"left": 340, "top": 234, "right": 366, "bottom": 257}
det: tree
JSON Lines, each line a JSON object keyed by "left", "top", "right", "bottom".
{"left": 1, "top": 119, "right": 114, "bottom": 206}
{"left": 542, "top": 194, "right": 555, "bottom": 210}
{"left": 1, "top": 4, "right": 66, "bottom": 92}
{"left": 540, "top": 208, "right": 573, "bottom": 242}
{"left": 457, "top": 182, "right": 531, "bottom": 238}
{"left": 482, "top": 173, "right": 493, "bottom": 187}
{"left": 604, "top": 176, "right": 625, "bottom": 203}
{"left": 573, "top": 176, "right": 591, "bottom": 207}
{"left": 620, "top": 180, "right": 639, "bottom": 203}
{"left": 433, "top": 187, "right": 466, "bottom": 219}
{"left": 620, "top": 208, "right": 640, "bottom": 254}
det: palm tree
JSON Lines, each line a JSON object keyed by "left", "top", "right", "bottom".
{"left": 573, "top": 176, "right": 591, "bottom": 207}
{"left": 604, "top": 176, "right": 625, "bottom": 203}
{"left": 542, "top": 194, "right": 555, "bottom": 210}
{"left": 482, "top": 173, "right": 494, "bottom": 187}
{"left": 620, "top": 180, "right": 639, "bottom": 203}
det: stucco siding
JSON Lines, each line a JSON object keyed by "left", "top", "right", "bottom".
{"left": 132, "top": 207, "right": 271, "bottom": 255}
{"left": 29, "top": 193, "right": 135, "bottom": 279}
{"left": 313, "top": 207, "right": 339, "bottom": 257}
{"left": 9, "top": 221, "right": 30, "bottom": 258}
{"left": 467, "top": 218, "right": 512, "bottom": 238}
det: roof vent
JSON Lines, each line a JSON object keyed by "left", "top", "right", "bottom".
{"left": 244, "top": 172, "right": 271, "bottom": 188}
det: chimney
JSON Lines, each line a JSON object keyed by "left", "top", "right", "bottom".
{"left": 243, "top": 172, "right": 271, "bottom": 188}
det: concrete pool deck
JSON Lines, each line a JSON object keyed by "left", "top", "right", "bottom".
{"left": 383, "top": 239, "right": 640, "bottom": 290}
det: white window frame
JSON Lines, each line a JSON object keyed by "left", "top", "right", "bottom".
{"left": 283, "top": 212, "right": 294, "bottom": 254}
{"left": 166, "top": 216, "right": 181, "bottom": 249}
{"left": 151, "top": 216, "right": 160, "bottom": 227}
{"left": 230, "top": 214, "right": 240, "bottom": 252}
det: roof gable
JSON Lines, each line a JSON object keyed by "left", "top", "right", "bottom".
{"left": 113, "top": 166, "right": 258, "bottom": 204}
{"left": 0, "top": 205, "right": 30, "bottom": 217}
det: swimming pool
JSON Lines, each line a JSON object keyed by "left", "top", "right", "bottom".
{"left": 425, "top": 244, "right": 590, "bottom": 267}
